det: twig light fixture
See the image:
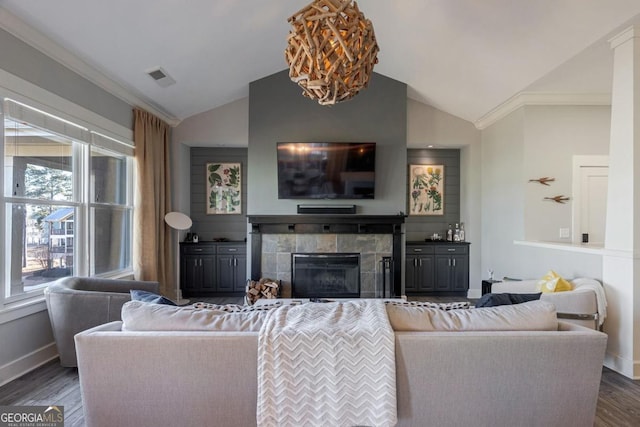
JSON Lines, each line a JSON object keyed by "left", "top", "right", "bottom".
{"left": 285, "top": 0, "right": 379, "bottom": 105}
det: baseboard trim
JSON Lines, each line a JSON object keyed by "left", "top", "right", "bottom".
{"left": 0, "top": 342, "right": 58, "bottom": 387}
{"left": 466, "top": 288, "right": 481, "bottom": 299}
{"left": 604, "top": 351, "right": 640, "bottom": 380}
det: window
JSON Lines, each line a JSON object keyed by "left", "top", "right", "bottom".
{"left": 2, "top": 99, "right": 134, "bottom": 303}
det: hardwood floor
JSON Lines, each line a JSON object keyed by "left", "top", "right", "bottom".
{"left": 0, "top": 361, "right": 84, "bottom": 426}
{"left": 1, "top": 360, "right": 638, "bottom": 426}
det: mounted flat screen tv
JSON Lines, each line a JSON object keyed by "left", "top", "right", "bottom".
{"left": 277, "top": 142, "right": 376, "bottom": 199}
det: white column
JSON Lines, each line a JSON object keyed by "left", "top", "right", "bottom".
{"left": 603, "top": 25, "right": 640, "bottom": 379}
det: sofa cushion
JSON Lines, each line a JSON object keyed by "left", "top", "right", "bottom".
{"left": 536, "top": 270, "right": 573, "bottom": 293}
{"left": 121, "top": 300, "right": 273, "bottom": 332}
{"left": 386, "top": 300, "right": 557, "bottom": 331}
{"left": 130, "top": 290, "right": 177, "bottom": 305}
{"left": 475, "top": 292, "right": 541, "bottom": 307}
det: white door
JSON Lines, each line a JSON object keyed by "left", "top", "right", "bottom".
{"left": 579, "top": 166, "right": 608, "bottom": 244}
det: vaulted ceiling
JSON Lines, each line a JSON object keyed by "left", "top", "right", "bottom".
{"left": 3, "top": 0, "right": 640, "bottom": 127}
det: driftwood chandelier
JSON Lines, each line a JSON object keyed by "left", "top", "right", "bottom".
{"left": 285, "top": 0, "right": 379, "bottom": 105}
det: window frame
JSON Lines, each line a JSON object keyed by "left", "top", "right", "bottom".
{"left": 0, "top": 78, "right": 135, "bottom": 312}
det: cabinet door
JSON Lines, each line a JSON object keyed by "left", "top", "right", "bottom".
{"left": 405, "top": 256, "right": 418, "bottom": 292}
{"left": 416, "top": 256, "right": 435, "bottom": 292}
{"left": 434, "top": 255, "right": 452, "bottom": 291}
{"left": 233, "top": 255, "right": 247, "bottom": 292}
{"left": 201, "top": 255, "right": 216, "bottom": 290}
{"left": 216, "top": 255, "right": 235, "bottom": 292}
{"left": 451, "top": 254, "right": 469, "bottom": 292}
{"left": 182, "top": 255, "right": 200, "bottom": 292}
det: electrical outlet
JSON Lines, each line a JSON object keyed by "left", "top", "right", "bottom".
{"left": 559, "top": 228, "right": 570, "bottom": 239}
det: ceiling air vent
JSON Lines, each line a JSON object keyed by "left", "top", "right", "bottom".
{"left": 146, "top": 67, "right": 176, "bottom": 88}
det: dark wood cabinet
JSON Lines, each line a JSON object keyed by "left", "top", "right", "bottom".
{"left": 216, "top": 245, "right": 247, "bottom": 293}
{"left": 405, "top": 245, "right": 435, "bottom": 293}
{"left": 406, "top": 242, "right": 469, "bottom": 295}
{"left": 180, "top": 242, "right": 246, "bottom": 297}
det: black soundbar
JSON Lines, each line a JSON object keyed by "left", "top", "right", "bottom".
{"left": 297, "top": 204, "right": 357, "bottom": 214}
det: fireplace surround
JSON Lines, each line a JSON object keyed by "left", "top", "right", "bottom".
{"left": 248, "top": 215, "right": 404, "bottom": 297}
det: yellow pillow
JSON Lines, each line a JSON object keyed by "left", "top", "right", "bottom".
{"left": 536, "top": 271, "right": 573, "bottom": 293}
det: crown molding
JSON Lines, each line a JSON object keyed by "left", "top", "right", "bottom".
{"left": 0, "top": 8, "right": 181, "bottom": 127}
{"left": 474, "top": 92, "right": 611, "bottom": 130}
{"left": 609, "top": 25, "right": 640, "bottom": 50}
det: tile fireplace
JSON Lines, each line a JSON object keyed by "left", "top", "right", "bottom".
{"left": 248, "top": 215, "right": 404, "bottom": 298}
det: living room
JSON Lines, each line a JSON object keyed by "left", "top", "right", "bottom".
{"left": 1, "top": 0, "right": 640, "bottom": 422}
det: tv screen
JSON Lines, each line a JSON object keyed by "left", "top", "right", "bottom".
{"left": 277, "top": 142, "right": 376, "bottom": 199}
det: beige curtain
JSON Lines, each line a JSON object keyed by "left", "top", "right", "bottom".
{"left": 133, "top": 108, "right": 174, "bottom": 296}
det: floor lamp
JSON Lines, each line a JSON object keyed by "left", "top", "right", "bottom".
{"left": 164, "top": 211, "right": 192, "bottom": 305}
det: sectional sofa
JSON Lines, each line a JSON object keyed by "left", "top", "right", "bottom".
{"left": 75, "top": 300, "right": 607, "bottom": 427}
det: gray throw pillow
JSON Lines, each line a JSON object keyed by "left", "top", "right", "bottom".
{"left": 476, "top": 292, "right": 541, "bottom": 307}
{"left": 130, "top": 289, "right": 177, "bottom": 306}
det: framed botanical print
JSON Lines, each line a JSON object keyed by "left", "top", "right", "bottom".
{"left": 409, "top": 164, "right": 444, "bottom": 215}
{"left": 206, "top": 163, "right": 241, "bottom": 214}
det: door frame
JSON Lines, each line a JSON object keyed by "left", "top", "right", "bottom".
{"left": 571, "top": 155, "right": 609, "bottom": 245}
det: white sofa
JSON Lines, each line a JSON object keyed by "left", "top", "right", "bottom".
{"left": 75, "top": 300, "right": 607, "bottom": 427}
{"left": 491, "top": 277, "right": 606, "bottom": 329}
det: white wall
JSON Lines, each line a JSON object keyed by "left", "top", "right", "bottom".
{"left": 523, "top": 105, "right": 611, "bottom": 242}
{"left": 173, "top": 97, "right": 248, "bottom": 147}
{"left": 481, "top": 108, "right": 526, "bottom": 279}
{"left": 407, "top": 99, "right": 480, "bottom": 148}
{"left": 481, "top": 105, "right": 609, "bottom": 282}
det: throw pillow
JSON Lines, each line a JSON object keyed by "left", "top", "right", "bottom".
{"left": 536, "top": 270, "right": 573, "bottom": 293}
{"left": 191, "top": 301, "right": 281, "bottom": 312}
{"left": 385, "top": 300, "right": 471, "bottom": 310}
{"left": 509, "top": 292, "right": 542, "bottom": 304}
{"left": 475, "top": 292, "right": 541, "bottom": 307}
{"left": 130, "top": 289, "right": 177, "bottom": 305}
{"left": 475, "top": 293, "right": 512, "bottom": 307}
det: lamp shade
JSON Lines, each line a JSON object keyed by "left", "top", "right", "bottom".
{"left": 164, "top": 212, "right": 192, "bottom": 231}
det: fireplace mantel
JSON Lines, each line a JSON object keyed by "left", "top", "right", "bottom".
{"left": 248, "top": 214, "right": 405, "bottom": 297}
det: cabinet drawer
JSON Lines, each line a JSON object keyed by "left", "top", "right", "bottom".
{"left": 182, "top": 244, "right": 216, "bottom": 255}
{"left": 217, "top": 245, "right": 246, "bottom": 255}
{"left": 434, "top": 245, "right": 468, "bottom": 255}
{"left": 406, "top": 245, "right": 435, "bottom": 254}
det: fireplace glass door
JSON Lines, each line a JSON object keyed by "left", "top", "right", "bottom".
{"left": 292, "top": 253, "right": 360, "bottom": 298}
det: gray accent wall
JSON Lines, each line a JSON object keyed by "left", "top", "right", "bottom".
{"left": 248, "top": 70, "right": 407, "bottom": 215}
{"left": 190, "top": 147, "right": 248, "bottom": 241}
{"left": 405, "top": 149, "right": 461, "bottom": 241}
{"left": 0, "top": 28, "right": 133, "bottom": 129}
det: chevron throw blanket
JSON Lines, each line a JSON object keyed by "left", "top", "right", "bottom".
{"left": 257, "top": 300, "right": 397, "bottom": 427}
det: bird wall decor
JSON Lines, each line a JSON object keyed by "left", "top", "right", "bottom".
{"left": 528, "top": 177, "right": 555, "bottom": 186}
{"left": 544, "top": 195, "right": 570, "bottom": 204}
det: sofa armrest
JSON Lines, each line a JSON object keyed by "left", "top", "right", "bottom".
{"left": 76, "top": 321, "right": 124, "bottom": 334}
